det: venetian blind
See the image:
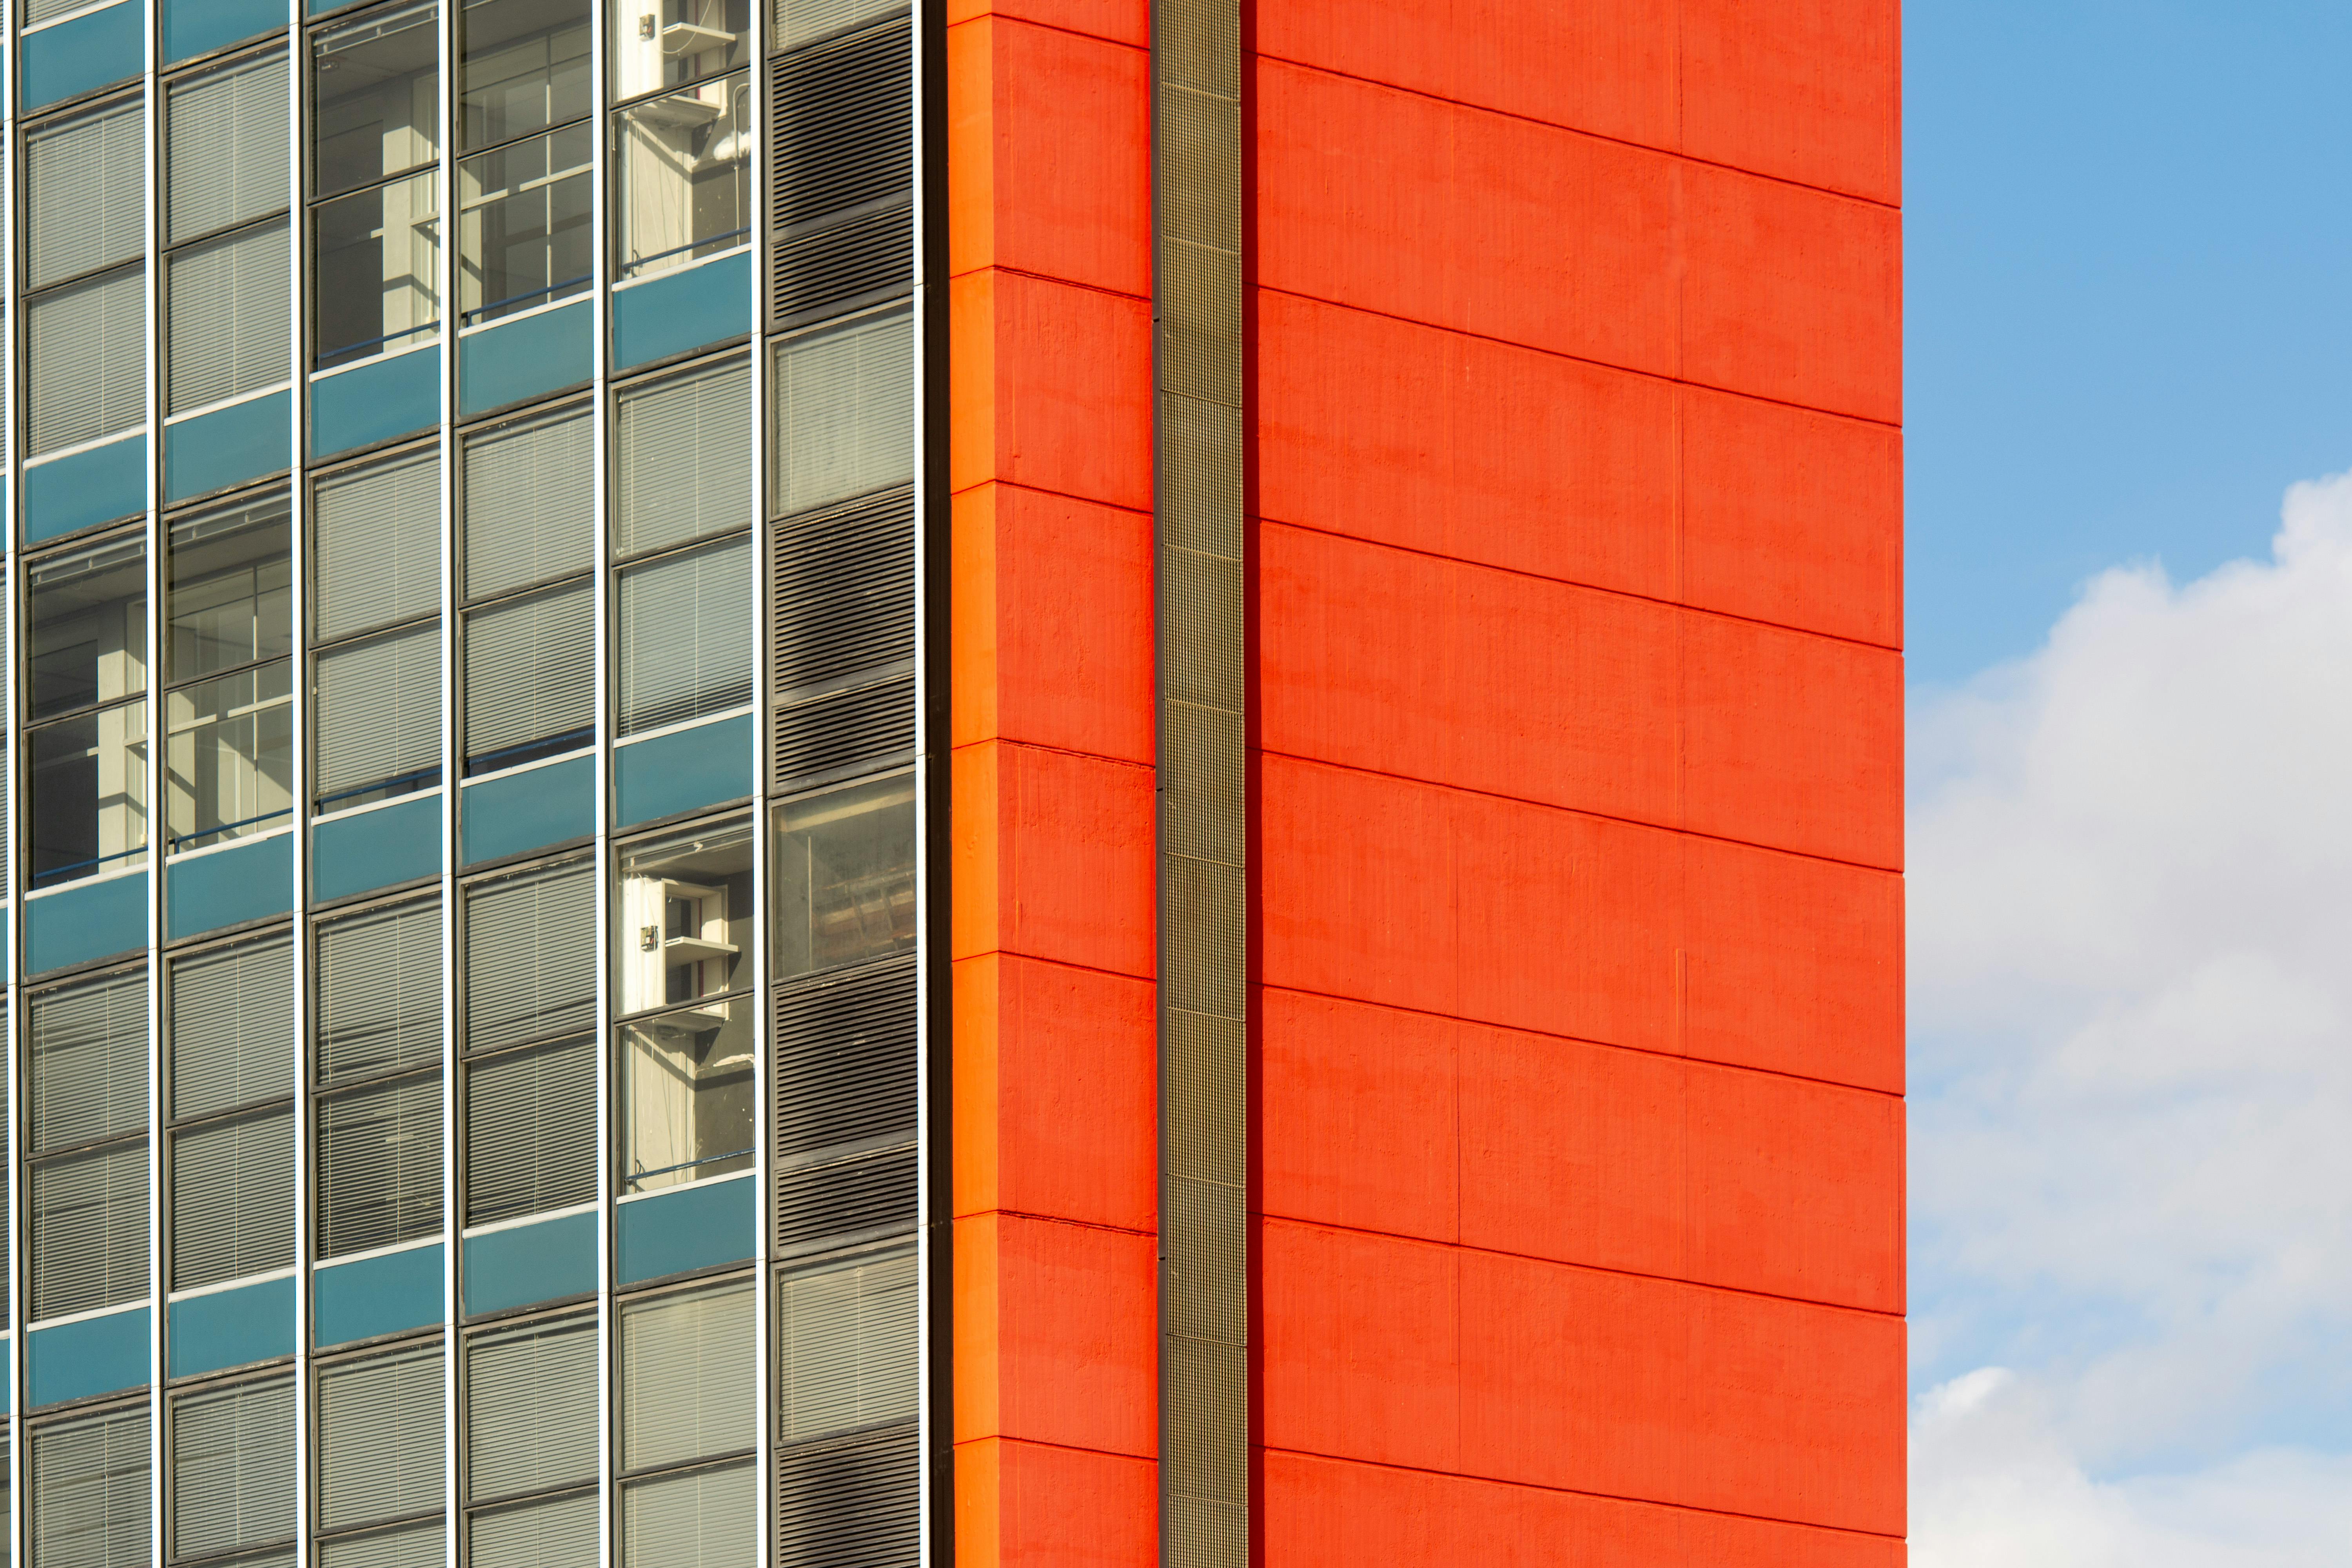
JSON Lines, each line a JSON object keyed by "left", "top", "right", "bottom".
{"left": 468, "top": 1490, "right": 598, "bottom": 1568}
{"left": 29, "top": 265, "right": 146, "bottom": 456}
{"left": 620, "top": 1462, "right": 755, "bottom": 1568}
{"left": 314, "top": 623, "right": 441, "bottom": 804}
{"left": 26, "top": 98, "right": 144, "bottom": 288}
{"left": 462, "top": 406, "right": 592, "bottom": 599}
{"left": 769, "top": 308, "right": 911, "bottom": 517}
{"left": 773, "top": 1246, "right": 918, "bottom": 1443}
{"left": 29, "top": 1406, "right": 151, "bottom": 1568}
{"left": 316, "top": 899, "right": 443, "bottom": 1082}
{"left": 463, "top": 861, "right": 593, "bottom": 1053}
{"left": 29, "top": 969, "right": 148, "bottom": 1153}
{"left": 317, "top": 1345, "right": 445, "bottom": 1529}
{"left": 167, "top": 219, "right": 292, "bottom": 416}
{"left": 316, "top": 1074, "right": 443, "bottom": 1258}
{"left": 170, "top": 934, "right": 294, "bottom": 1117}
{"left": 167, "top": 51, "right": 290, "bottom": 245}
{"left": 313, "top": 448, "right": 441, "bottom": 640}
{"left": 169, "top": 1106, "right": 295, "bottom": 1290}
{"left": 463, "top": 1037, "right": 595, "bottom": 1227}
{"left": 619, "top": 1276, "right": 754, "bottom": 1470}
{"left": 615, "top": 534, "right": 753, "bottom": 736}
{"left": 464, "top": 1314, "right": 599, "bottom": 1501}
{"left": 169, "top": 1374, "right": 297, "bottom": 1559}
{"left": 463, "top": 581, "right": 593, "bottom": 769}
{"left": 31, "top": 1142, "right": 149, "bottom": 1320}
{"left": 613, "top": 356, "right": 751, "bottom": 558}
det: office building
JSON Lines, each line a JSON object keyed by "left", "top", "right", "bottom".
{"left": 0, "top": 0, "right": 1902, "bottom": 1565}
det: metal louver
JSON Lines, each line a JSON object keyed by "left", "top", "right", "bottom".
{"left": 769, "top": 485, "right": 913, "bottom": 699}
{"left": 773, "top": 1423, "right": 917, "bottom": 1568}
{"left": 770, "top": 958, "right": 916, "bottom": 1256}
{"left": 767, "top": 17, "right": 911, "bottom": 328}
{"left": 771, "top": 674, "right": 915, "bottom": 792}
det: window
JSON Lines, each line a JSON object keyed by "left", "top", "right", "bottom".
{"left": 30, "top": 1406, "right": 151, "bottom": 1568}
{"left": 619, "top": 1463, "right": 754, "bottom": 1568}
{"left": 170, "top": 934, "right": 294, "bottom": 1118}
{"left": 24, "top": 98, "right": 148, "bottom": 459}
{"left": 773, "top": 1247, "right": 916, "bottom": 1443}
{"left": 29, "top": 969, "right": 149, "bottom": 1154}
{"left": 168, "top": 934, "right": 297, "bottom": 1291}
{"left": 166, "top": 495, "right": 294, "bottom": 851}
{"left": 613, "top": 355, "right": 750, "bottom": 557}
{"left": 463, "top": 579, "right": 592, "bottom": 773}
{"left": 27, "top": 536, "right": 148, "bottom": 887}
{"left": 27, "top": 970, "right": 151, "bottom": 1324}
{"left": 314, "top": 0, "right": 440, "bottom": 198}
{"left": 618, "top": 1277, "right": 755, "bottom": 1567}
{"left": 615, "top": 534, "right": 752, "bottom": 736}
{"left": 314, "top": 170, "right": 442, "bottom": 369}
{"left": 167, "top": 50, "right": 290, "bottom": 247}
{"left": 317, "top": 1072, "right": 443, "bottom": 1258}
{"left": 461, "top": 860, "right": 596, "bottom": 1224}
{"left": 26, "top": 97, "right": 143, "bottom": 290}
{"left": 168, "top": 1376, "right": 296, "bottom": 1561}
{"left": 316, "top": 1343, "right": 445, "bottom": 1533}
{"left": 613, "top": 70, "right": 750, "bottom": 282}
{"left": 461, "top": 0, "right": 590, "bottom": 149}
{"left": 167, "top": 220, "right": 292, "bottom": 416}
{"left": 611, "top": 0, "right": 746, "bottom": 101}
{"left": 465, "top": 861, "right": 595, "bottom": 1050}
{"left": 315, "top": 625, "right": 443, "bottom": 811}
{"left": 31, "top": 1143, "right": 149, "bottom": 1321}
{"left": 463, "top": 1036, "right": 594, "bottom": 1225}
{"left": 28, "top": 264, "right": 147, "bottom": 459}
{"left": 163, "top": 51, "right": 293, "bottom": 422}
{"left": 766, "top": 12, "right": 912, "bottom": 325}
{"left": 769, "top": 772, "right": 914, "bottom": 980}
{"left": 314, "top": 448, "right": 441, "bottom": 641}
{"left": 170, "top": 1109, "right": 294, "bottom": 1291}
{"left": 310, "top": 0, "right": 441, "bottom": 368}
{"left": 770, "top": 0, "right": 901, "bottom": 54}
{"left": 314, "top": 898, "right": 445, "bottom": 1258}
{"left": 458, "top": 123, "right": 593, "bottom": 326}
{"left": 317, "top": 899, "right": 444, "bottom": 1083}
{"left": 769, "top": 306, "right": 913, "bottom": 515}
{"left": 309, "top": 450, "right": 445, "bottom": 811}
{"left": 464, "top": 1313, "right": 597, "bottom": 1502}
{"left": 615, "top": 820, "right": 752, "bottom": 1192}
{"left": 461, "top": 403, "right": 592, "bottom": 600}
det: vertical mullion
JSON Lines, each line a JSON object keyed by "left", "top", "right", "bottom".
{"left": 745, "top": 8, "right": 772, "bottom": 1566}
{"left": 2, "top": 0, "right": 22, "bottom": 1544}
{"left": 140, "top": 0, "right": 166, "bottom": 1548}
{"left": 435, "top": 0, "right": 459, "bottom": 1563}
{"left": 287, "top": 0, "right": 316, "bottom": 1560}
{"left": 587, "top": 0, "right": 613, "bottom": 1557}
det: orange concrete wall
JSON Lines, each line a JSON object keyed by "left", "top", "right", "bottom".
{"left": 949, "top": 2, "right": 1906, "bottom": 1564}
{"left": 1252, "top": 4, "right": 1906, "bottom": 1568}
{"left": 947, "top": 4, "right": 1159, "bottom": 1564}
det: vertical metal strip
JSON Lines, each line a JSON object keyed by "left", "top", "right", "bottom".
{"left": 586, "top": 0, "right": 613, "bottom": 1556}
{"left": 1150, "top": 0, "right": 1247, "bottom": 1563}
{"left": 4, "top": 0, "right": 22, "bottom": 1536}
{"left": 139, "top": 0, "right": 165, "bottom": 1538}
{"left": 287, "top": 5, "right": 316, "bottom": 1563}
{"left": 434, "top": 3, "right": 459, "bottom": 1564}
{"left": 744, "top": 9, "right": 773, "bottom": 1564}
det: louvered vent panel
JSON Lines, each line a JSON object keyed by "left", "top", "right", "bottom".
{"left": 772, "top": 1423, "right": 918, "bottom": 1568}
{"left": 768, "top": 18, "right": 911, "bottom": 324}
{"left": 771, "top": 958, "right": 915, "bottom": 1166}
{"left": 772, "top": 1147, "right": 914, "bottom": 1258}
{"left": 769, "top": 484, "right": 913, "bottom": 698}
{"left": 771, "top": 675, "right": 915, "bottom": 792}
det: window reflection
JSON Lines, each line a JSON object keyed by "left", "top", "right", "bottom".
{"left": 769, "top": 774, "right": 915, "bottom": 983}
{"left": 613, "top": 71, "right": 749, "bottom": 282}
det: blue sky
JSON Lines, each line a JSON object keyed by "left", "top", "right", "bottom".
{"left": 1907, "top": 0, "right": 2352, "bottom": 685}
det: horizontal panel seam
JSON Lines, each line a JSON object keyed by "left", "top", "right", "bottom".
{"left": 1252, "top": 52, "right": 1903, "bottom": 214}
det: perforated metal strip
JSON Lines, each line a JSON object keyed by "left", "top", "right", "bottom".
{"left": 1152, "top": 0, "right": 1248, "bottom": 1562}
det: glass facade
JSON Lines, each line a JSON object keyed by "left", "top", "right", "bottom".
{"left": 0, "top": 0, "right": 924, "bottom": 1561}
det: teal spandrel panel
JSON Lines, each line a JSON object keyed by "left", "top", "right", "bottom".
{"left": 460, "top": 753, "right": 593, "bottom": 866}
{"left": 165, "top": 389, "right": 293, "bottom": 503}
{"left": 459, "top": 299, "right": 592, "bottom": 417}
{"left": 25, "top": 872, "right": 149, "bottom": 977}
{"left": 311, "top": 793, "right": 443, "bottom": 903}
{"left": 311, "top": 344, "right": 441, "bottom": 459}
{"left": 315, "top": 1244, "right": 443, "bottom": 1347}
{"left": 21, "top": 0, "right": 141, "bottom": 110}
{"left": 461, "top": 1212, "right": 597, "bottom": 1318}
{"left": 615, "top": 1174, "right": 755, "bottom": 1285}
{"left": 162, "top": 0, "right": 285, "bottom": 62}
{"left": 168, "top": 830, "right": 295, "bottom": 940}
{"left": 170, "top": 1277, "right": 297, "bottom": 1377}
{"left": 613, "top": 714, "right": 753, "bottom": 828}
{"left": 611, "top": 250, "right": 751, "bottom": 371}
{"left": 23, "top": 432, "right": 148, "bottom": 544}
{"left": 28, "top": 1307, "right": 150, "bottom": 1408}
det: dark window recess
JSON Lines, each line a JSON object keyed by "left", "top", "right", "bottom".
{"left": 768, "top": 484, "right": 913, "bottom": 791}
{"left": 771, "top": 1424, "right": 917, "bottom": 1568}
{"left": 766, "top": 17, "right": 911, "bottom": 328}
{"left": 769, "top": 956, "right": 915, "bottom": 1258}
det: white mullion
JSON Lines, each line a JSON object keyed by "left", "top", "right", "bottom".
{"left": 746, "top": 10, "right": 773, "bottom": 1566}
{"left": 3, "top": 0, "right": 23, "bottom": 1537}
{"left": 434, "top": 0, "right": 459, "bottom": 1562}
{"left": 908, "top": 0, "right": 934, "bottom": 1551}
{"left": 286, "top": 0, "right": 315, "bottom": 1559}
{"left": 588, "top": 0, "right": 613, "bottom": 1557}
{"left": 139, "top": 0, "right": 165, "bottom": 1543}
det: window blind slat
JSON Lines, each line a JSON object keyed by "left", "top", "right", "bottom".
{"left": 464, "top": 1315, "right": 598, "bottom": 1501}
{"left": 616, "top": 534, "right": 753, "bottom": 737}
{"left": 30, "top": 1406, "right": 151, "bottom": 1568}
{"left": 621, "top": 1462, "right": 756, "bottom": 1568}
{"left": 769, "top": 309, "right": 912, "bottom": 517}
{"left": 317, "top": 1344, "right": 445, "bottom": 1530}
{"left": 169, "top": 1374, "right": 296, "bottom": 1559}
{"left": 29, "top": 265, "right": 146, "bottom": 457}
{"left": 317, "top": 900, "right": 443, "bottom": 1082}
{"left": 316, "top": 1074, "right": 443, "bottom": 1259}
{"left": 467, "top": 1490, "right": 599, "bottom": 1568}
{"left": 167, "top": 51, "right": 290, "bottom": 245}
{"left": 613, "top": 358, "right": 750, "bottom": 558}
{"left": 167, "top": 219, "right": 292, "bottom": 416}
{"left": 463, "top": 581, "right": 593, "bottom": 766}
{"left": 462, "top": 1037, "right": 595, "bottom": 1227}
{"left": 462, "top": 407, "right": 592, "bottom": 599}
{"left": 27, "top": 100, "right": 144, "bottom": 289}
{"left": 314, "top": 623, "right": 442, "bottom": 802}
{"left": 30, "top": 971, "right": 149, "bottom": 1152}
{"left": 773, "top": 1247, "right": 917, "bottom": 1444}
{"left": 313, "top": 449, "right": 441, "bottom": 641}
{"left": 170, "top": 934, "right": 294, "bottom": 1117}
{"left": 169, "top": 1106, "right": 295, "bottom": 1290}
{"left": 619, "top": 1277, "right": 754, "bottom": 1470}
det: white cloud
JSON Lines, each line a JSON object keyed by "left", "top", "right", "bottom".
{"left": 1910, "top": 470, "right": 2352, "bottom": 1555}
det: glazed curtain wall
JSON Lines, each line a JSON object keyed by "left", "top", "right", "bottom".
{"left": 0, "top": 0, "right": 931, "bottom": 1562}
